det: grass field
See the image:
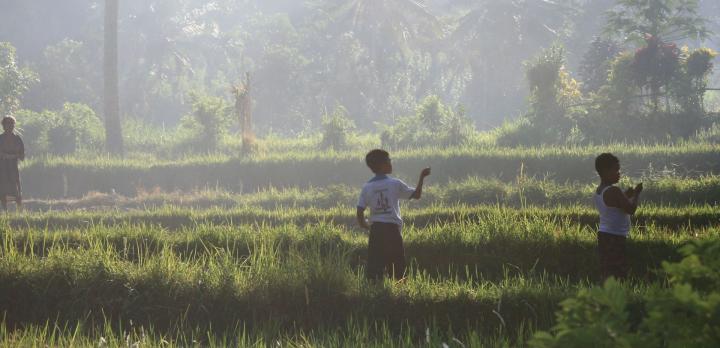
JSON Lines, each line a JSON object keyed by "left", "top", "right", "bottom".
{"left": 0, "top": 214, "right": 678, "bottom": 346}
{"left": 2, "top": 142, "right": 719, "bottom": 346}
{"left": 20, "top": 142, "right": 720, "bottom": 198}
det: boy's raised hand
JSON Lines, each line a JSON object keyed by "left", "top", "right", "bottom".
{"left": 634, "top": 183, "right": 643, "bottom": 195}
{"left": 625, "top": 183, "right": 643, "bottom": 198}
{"left": 420, "top": 167, "right": 431, "bottom": 178}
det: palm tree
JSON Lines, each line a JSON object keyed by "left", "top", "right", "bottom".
{"left": 322, "top": 0, "right": 442, "bottom": 120}
{"left": 120, "top": 0, "right": 246, "bottom": 123}
{"left": 445, "top": 0, "right": 578, "bottom": 124}
{"left": 104, "top": 0, "right": 124, "bottom": 156}
{"left": 327, "top": 0, "right": 440, "bottom": 59}
{"left": 605, "top": 0, "right": 710, "bottom": 44}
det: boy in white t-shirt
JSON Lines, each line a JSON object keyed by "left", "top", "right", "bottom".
{"left": 357, "top": 149, "right": 431, "bottom": 280}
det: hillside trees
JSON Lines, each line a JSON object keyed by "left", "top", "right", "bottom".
{"left": 446, "top": 0, "right": 579, "bottom": 126}
{"left": 0, "top": 43, "right": 36, "bottom": 116}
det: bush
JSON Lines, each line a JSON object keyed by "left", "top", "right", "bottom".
{"left": 15, "top": 109, "right": 54, "bottom": 154}
{"left": 320, "top": 105, "right": 355, "bottom": 150}
{"left": 498, "top": 46, "right": 585, "bottom": 147}
{"left": 530, "top": 239, "right": 720, "bottom": 347}
{"left": 179, "top": 94, "right": 231, "bottom": 153}
{"left": 381, "top": 95, "right": 474, "bottom": 149}
{"left": 14, "top": 103, "right": 103, "bottom": 156}
{"left": 495, "top": 117, "right": 585, "bottom": 147}
{"left": 495, "top": 118, "right": 542, "bottom": 147}
{"left": 53, "top": 103, "right": 104, "bottom": 154}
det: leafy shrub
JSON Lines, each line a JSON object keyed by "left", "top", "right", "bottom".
{"left": 381, "top": 95, "right": 474, "bottom": 149}
{"left": 321, "top": 105, "right": 355, "bottom": 150}
{"left": 15, "top": 103, "right": 103, "bottom": 156}
{"left": 47, "top": 125, "right": 76, "bottom": 156}
{"left": 495, "top": 118, "right": 543, "bottom": 147}
{"left": 53, "top": 103, "right": 104, "bottom": 153}
{"left": 15, "top": 109, "right": 54, "bottom": 154}
{"left": 672, "top": 47, "right": 718, "bottom": 116}
{"left": 495, "top": 116, "right": 587, "bottom": 147}
{"left": 441, "top": 105, "right": 475, "bottom": 146}
{"left": 179, "top": 93, "right": 231, "bottom": 153}
{"left": 531, "top": 239, "right": 720, "bottom": 347}
{"left": 497, "top": 46, "right": 584, "bottom": 147}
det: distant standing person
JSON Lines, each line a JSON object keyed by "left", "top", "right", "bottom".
{"left": 0, "top": 116, "right": 24, "bottom": 212}
{"left": 357, "top": 149, "right": 431, "bottom": 280}
{"left": 594, "top": 153, "right": 642, "bottom": 280}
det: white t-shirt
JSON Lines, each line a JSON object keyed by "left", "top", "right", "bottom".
{"left": 357, "top": 175, "right": 416, "bottom": 226}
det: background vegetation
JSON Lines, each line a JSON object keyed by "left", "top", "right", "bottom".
{"left": 0, "top": 0, "right": 718, "bottom": 160}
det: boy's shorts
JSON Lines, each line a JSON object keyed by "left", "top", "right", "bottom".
{"left": 367, "top": 222, "right": 405, "bottom": 280}
{"left": 597, "top": 231, "right": 627, "bottom": 280}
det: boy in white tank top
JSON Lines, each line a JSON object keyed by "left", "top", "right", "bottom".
{"left": 594, "top": 153, "right": 642, "bottom": 281}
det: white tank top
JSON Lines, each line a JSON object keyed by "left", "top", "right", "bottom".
{"left": 594, "top": 186, "right": 631, "bottom": 236}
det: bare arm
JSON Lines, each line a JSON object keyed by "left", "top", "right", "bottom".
{"left": 410, "top": 167, "right": 431, "bottom": 200}
{"left": 604, "top": 184, "right": 642, "bottom": 215}
{"left": 357, "top": 207, "right": 370, "bottom": 230}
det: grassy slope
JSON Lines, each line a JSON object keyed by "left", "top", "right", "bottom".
{"left": 20, "top": 175, "right": 720, "bottom": 212}
{"left": 20, "top": 143, "right": 720, "bottom": 197}
{"left": 2, "top": 219, "right": 674, "bottom": 342}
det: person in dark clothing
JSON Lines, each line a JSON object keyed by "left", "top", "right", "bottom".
{"left": 357, "top": 149, "right": 430, "bottom": 280}
{"left": 0, "top": 116, "right": 24, "bottom": 212}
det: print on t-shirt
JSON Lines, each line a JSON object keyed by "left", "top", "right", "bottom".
{"left": 357, "top": 176, "right": 416, "bottom": 226}
{"left": 373, "top": 188, "right": 391, "bottom": 214}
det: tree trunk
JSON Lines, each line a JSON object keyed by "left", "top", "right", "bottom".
{"left": 104, "top": 0, "right": 124, "bottom": 156}
{"left": 234, "top": 72, "right": 254, "bottom": 154}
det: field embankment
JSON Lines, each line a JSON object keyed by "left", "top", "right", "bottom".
{"left": 20, "top": 143, "right": 720, "bottom": 198}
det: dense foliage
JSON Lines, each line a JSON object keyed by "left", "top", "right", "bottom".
{"left": 0, "top": 0, "right": 716, "bottom": 156}
{"left": 531, "top": 240, "right": 720, "bottom": 347}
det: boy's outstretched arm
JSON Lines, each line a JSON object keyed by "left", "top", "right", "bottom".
{"left": 411, "top": 167, "right": 431, "bottom": 200}
{"left": 357, "top": 207, "right": 370, "bottom": 230}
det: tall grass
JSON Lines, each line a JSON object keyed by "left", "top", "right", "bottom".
{"left": 5, "top": 203, "right": 720, "bottom": 231}
{"left": 3, "top": 189, "right": 716, "bottom": 344}
{"left": 2, "top": 216, "right": 677, "bottom": 343}
{"left": 0, "top": 318, "right": 535, "bottom": 347}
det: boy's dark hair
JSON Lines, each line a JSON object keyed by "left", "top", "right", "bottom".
{"left": 1, "top": 115, "right": 15, "bottom": 126}
{"left": 595, "top": 153, "right": 619, "bottom": 174}
{"left": 366, "top": 149, "right": 390, "bottom": 173}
